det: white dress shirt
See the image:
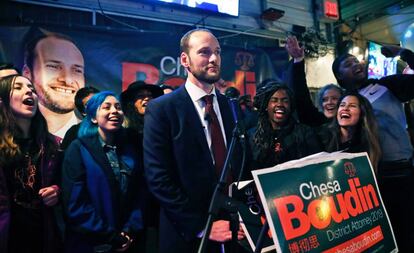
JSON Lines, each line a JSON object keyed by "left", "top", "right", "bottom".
{"left": 53, "top": 112, "right": 81, "bottom": 139}
{"left": 185, "top": 80, "right": 228, "bottom": 162}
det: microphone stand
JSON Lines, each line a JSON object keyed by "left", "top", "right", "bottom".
{"left": 254, "top": 221, "right": 269, "bottom": 253}
{"left": 198, "top": 118, "right": 247, "bottom": 253}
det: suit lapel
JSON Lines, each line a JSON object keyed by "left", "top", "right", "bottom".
{"left": 80, "top": 136, "right": 119, "bottom": 191}
{"left": 217, "top": 92, "right": 235, "bottom": 145}
{"left": 174, "top": 86, "right": 214, "bottom": 166}
{"left": 173, "top": 87, "right": 236, "bottom": 171}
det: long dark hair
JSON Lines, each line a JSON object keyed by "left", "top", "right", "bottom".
{"left": 252, "top": 81, "right": 295, "bottom": 165}
{"left": 325, "top": 92, "right": 381, "bottom": 171}
{"left": 0, "top": 75, "right": 55, "bottom": 163}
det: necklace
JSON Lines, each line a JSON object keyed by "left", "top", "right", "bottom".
{"left": 15, "top": 152, "right": 37, "bottom": 190}
{"left": 274, "top": 137, "right": 283, "bottom": 153}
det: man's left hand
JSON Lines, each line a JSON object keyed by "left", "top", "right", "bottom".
{"left": 209, "top": 220, "right": 245, "bottom": 242}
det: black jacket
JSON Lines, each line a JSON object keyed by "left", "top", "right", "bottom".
{"left": 248, "top": 119, "right": 323, "bottom": 170}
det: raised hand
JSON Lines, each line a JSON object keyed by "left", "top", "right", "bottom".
{"left": 380, "top": 45, "right": 402, "bottom": 58}
{"left": 286, "top": 36, "right": 305, "bottom": 62}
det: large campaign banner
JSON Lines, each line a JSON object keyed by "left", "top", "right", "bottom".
{"left": 0, "top": 25, "right": 284, "bottom": 94}
{"left": 0, "top": 24, "right": 286, "bottom": 137}
{"left": 252, "top": 152, "right": 397, "bottom": 253}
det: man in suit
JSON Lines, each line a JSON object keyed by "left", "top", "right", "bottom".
{"left": 144, "top": 28, "right": 245, "bottom": 252}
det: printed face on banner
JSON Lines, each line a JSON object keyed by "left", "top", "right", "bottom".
{"left": 10, "top": 76, "right": 38, "bottom": 119}
{"left": 30, "top": 37, "right": 85, "bottom": 114}
{"left": 182, "top": 31, "right": 221, "bottom": 85}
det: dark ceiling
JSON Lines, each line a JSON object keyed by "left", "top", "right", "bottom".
{"left": 338, "top": 0, "right": 414, "bottom": 44}
{"left": 340, "top": 0, "right": 414, "bottom": 25}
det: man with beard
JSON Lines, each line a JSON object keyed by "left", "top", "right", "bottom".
{"left": 23, "top": 33, "right": 85, "bottom": 139}
{"left": 144, "top": 28, "right": 245, "bottom": 253}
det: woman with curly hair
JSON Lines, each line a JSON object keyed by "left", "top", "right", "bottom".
{"left": 249, "top": 80, "right": 322, "bottom": 169}
{"left": 0, "top": 75, "right": 62, "bottom": 253}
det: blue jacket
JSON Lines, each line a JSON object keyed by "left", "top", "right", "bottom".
{"left": 62, "top": 130, "right": 143, "bottom": 253}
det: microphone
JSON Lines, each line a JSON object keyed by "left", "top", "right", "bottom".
{"left": 228, "top": 98, "right": 242, "bottom": 124}
{"left": 227, "top": 98, "right": 247, "bottom": 190}
{"left": 228, "top": 97, "right": 246, "bottom": 142}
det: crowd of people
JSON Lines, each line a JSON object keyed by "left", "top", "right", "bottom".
{"left": 0, "top": 28, "right": 413, "bottom": 253}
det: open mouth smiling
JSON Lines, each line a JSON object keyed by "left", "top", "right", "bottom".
{"left": 52, "top": 87, "right": 76, "bottom": 94}
{"left": 22, "top": 97, "right": 35, "bottom": 106}
{"left": 274, "top": 108, "right": 286, "bottom": 119}
{"left": 108, "top": 117, "right": 121, "bottom": 122}
{"left": 325, "top": 105, "right": 336, "bottom": 112}
{"left": 339, "top": 112, "right": 351, "bottom": 119}
{"left": 353, "top": 67, "right": 364, "bottom": 76}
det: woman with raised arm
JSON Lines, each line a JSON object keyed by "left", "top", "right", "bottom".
{"left": 285, "top": 36, "right": 344, "bottom": 127}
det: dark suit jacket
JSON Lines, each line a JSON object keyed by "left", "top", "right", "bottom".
{"left": 144, "top": 85, "right": 241, "bottom": 252}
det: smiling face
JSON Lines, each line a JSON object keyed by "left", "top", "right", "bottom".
{"left": 92, "top": 96, "right": 124, "bottom": 137}
{"left": 133, "top": 89, "right": 154, "bottom": 115}
{"left": 322, "top": 88, "right": 341, "bottom": 119}
{"left": 28, "top": 37, "right": 85, "bottom": 114}
{"left": 267, "top": 89, "right": 291, "bottom": 129}
{"left": 9, "top": 76, "right": 38, "bottom": 119}
{"left": 337, "top": 56, "right": 366, "bottom": 90}
{"left": 337, "top": 95, "right": 361, "bottom": 128}
{"left": 181, "top": 31, "right": 221, "bottom": 87}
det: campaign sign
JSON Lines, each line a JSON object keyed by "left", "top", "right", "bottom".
{"left": 230, "top": 180, "right": 276, "bottom": 252}
{"left": 252, "top": 152, "right": 397, "bottom": 253}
